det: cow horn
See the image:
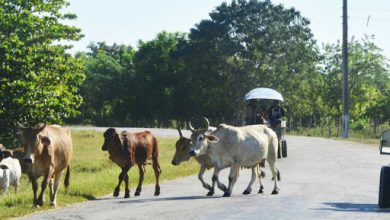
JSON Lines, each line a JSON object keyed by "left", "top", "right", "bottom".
{"left": 203, "top": 117, "right": 210, "bottom": 131}
{"left": 177, "top": 125, "right": 183, "bottom": 137}
{"left": 188, "top": 121, "right": 195, "bottom": 132}
{"left": 38, "top": 123, "right": 46, "bottom": 130}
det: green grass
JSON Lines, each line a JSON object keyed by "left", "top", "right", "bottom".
{"left": 0, "top": 130, "right": 199, "bottom": 219}
{"left": 288, "top": 126, "right": 382, "bottom": 146}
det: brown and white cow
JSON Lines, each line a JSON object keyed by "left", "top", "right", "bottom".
{"left": 102, "top": 128, "right": 161, "bottom": 198}
{"left": 189, "top": 119, "right": 280, "bottom": 197}
{"left": 20, "top": 123, "right": 73, "bottom": 207}
{"left": 171, "top": 125, "right": 266, "bottom": 196}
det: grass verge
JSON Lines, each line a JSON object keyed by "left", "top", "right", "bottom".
{"left": 0, "top": 130, "right": 199, "bottom": 219}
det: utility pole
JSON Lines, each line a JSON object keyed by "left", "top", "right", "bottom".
{"left": 342, "top": 0, "right": 349, "bottom": 138}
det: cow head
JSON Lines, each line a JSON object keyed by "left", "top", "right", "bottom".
{"left": 188, "top": 117, "right": 219, "bottom": 157}
{"left": 171, "top": 126, "right": 192, "bottom": 165}
{"left": 19, "top": 123, "right": 46, "bottom": 164}
{"left": 102, "top": 128, "right": 123, "bottom": 151}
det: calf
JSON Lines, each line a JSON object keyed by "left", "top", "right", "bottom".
{"left": 189, "top": 119, "right": 280, "bottom": 197}
{"left": 0, "top": 146, "right": 27, "bottom": 173}
{"left": 0, "top": 157, "right": 22, "bottom": 195}
{"left": 20, "top": 124, "right": 72, "bottom": 207}
{"left": 102, "top": 128, "right": 161, "bottom": 198}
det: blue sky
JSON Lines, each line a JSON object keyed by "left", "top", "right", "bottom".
{"left": 65, "top": 0, "right": 390, "bottom": 59}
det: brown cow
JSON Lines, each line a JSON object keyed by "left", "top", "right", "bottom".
{"left": 102, "top": 128, "right": 161, "bottom": 198}
{"left": 20, "top": 124, "right": 72, "bottom": 207}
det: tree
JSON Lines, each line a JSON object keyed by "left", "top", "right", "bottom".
{"left": 180, "top": 0, "right": 319, "bottom": 124}
{"left": 133, "top": 31, "right": 187, "bottom": 126}
{"left": 0, "top": 0, "right": 84, "bottom": 146}
{"left": 319, "top": 35, "right": 390, "bottom": 130}
{"left": 76, "top": 42, "right": 135, "bottom": 126}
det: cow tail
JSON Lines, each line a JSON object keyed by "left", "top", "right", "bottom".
{"left": 64, "top": 165, "right": 70, "bottom": 192}
{"left": 153, "top": 137, "right": 161, "bottom": 173}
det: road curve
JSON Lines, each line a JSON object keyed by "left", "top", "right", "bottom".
{"left": 21, "top": 132, "right": 390, "bottom": 220}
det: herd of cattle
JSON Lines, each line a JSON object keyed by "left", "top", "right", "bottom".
{"left": 0, "top": 118, "right": 281, "bottom": 207}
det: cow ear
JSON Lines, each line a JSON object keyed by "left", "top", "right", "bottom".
{"left": 206, "top": 135, "right": 219, "bottom": 142}
{"left": 39, "top": 135, "right": 51, "bottom": 146}
{"left": 0, "top": 164, "right": 9, "bottom": 169}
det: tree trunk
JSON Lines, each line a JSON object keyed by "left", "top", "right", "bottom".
{"left": 328, "top": 116, "right": 332, "bottom": 137}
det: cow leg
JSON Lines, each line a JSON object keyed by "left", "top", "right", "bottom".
{"left": 124, "top": 173, "right": 130, "bottom": 198}
{"left": 50, "top": 170, "right": 64, "bottom": 206}
{"left": 30, "top": 176, "right": 39, "bottom": 207}
{"left": 134, "top": 164, "right": 144, "bottom": 196}
{"left": 197, "top": 164, "right": 212, "bottom": 196}
{"left": 152, "top": 158, "right": 161, "bottom": 196}
{"left": 2, "top": 185, "right": 8, "bottom": 195}
{"left": 49, "top": 178, "right": 54, "bottom": 201}
{"left": 37, "top": 172, "right": 52, "bottom": 207}
{"left": 224, "top": 164, "right": 240, "bottom": 197}
{"left": 114, "top": 167, "right": 129, "bottom": 197}
{"left": 268, "top": 158, "right": 280, "bottom": 195}
{"left": 14, "top": 178, "right": 20, "bottom": 194}
{"left": 243, "top": 166, "right": 256, "bottom": 195}
{"left": 212, "top": 167, "right": 226, "bottom": 193}
{"left": 258, "top": 166, "right": 265, "bottom": 194}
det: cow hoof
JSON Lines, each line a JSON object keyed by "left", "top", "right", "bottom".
{"left": 113, "top": 189, "right": 120, "bottom": 197}
{"left": 223, "top": 191, "right": 231, "bottom": 197}
{"left": 271, "top": 189, "right": 279, "bottom": 195}
{"left": 124, "top": 193, "right": 130, "bottom": 198}
{"left": 50, "top": 201, "right": 57, "bottom": 207}
{"left": 242, "top": 190, "right": 251, "bottom": 195}
{"left": 206, "top": 191, "right": 214, "bottom": 196}
{"left": 134, "top": 191, "right": 140, "bottom": 197}
{"left": 258, "top": 186, "right": 264, "bottom": 194}
{"left": 154, "top": 186, "right": 160, "bottom": 196}
{"left": 37, "top": 200, "right": 44, "bottom": 207}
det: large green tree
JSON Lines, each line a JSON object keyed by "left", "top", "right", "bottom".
{"left": 76, "top": 42, "right": 135, "bottom": 126}
{"left": 180, "top": 0, "right": 319, "bottom": 124}
{"left": 319, "top": 35, "right": 390, "bottom": 129}
{"left": 0, "top": 0, "right": 84, "bottom": 146}
{"left": 133, "top": 31, "right": 187, "bottom": 127}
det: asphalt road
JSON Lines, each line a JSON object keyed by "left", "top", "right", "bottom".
{"left": 20, "top": 129, "right": 390, "bottom": 220}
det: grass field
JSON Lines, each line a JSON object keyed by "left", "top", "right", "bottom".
{"left": 0, "top": 130, "right": 199, "bottom": 219}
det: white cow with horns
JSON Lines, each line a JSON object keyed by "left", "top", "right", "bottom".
{"left": 189, "top": 118, "right": 281, "bottom": 197}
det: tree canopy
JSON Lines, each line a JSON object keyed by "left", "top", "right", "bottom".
{"left": 0, "top": 0, "right": 84, "bottom": 145}
{"left": 1, "top": 0, "right": 390, "bottom": 146}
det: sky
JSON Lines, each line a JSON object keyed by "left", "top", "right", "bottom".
{"left": 64, "top": 0, "right": 390, "bottom": 59}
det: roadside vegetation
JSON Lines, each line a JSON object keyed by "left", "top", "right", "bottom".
{"left": 288, "top": 124, "right": 388, "bottom": 145}
{"left": 0, "top": 130, "right": 198, "bottom": 219}
{"left": 2, "top": 0, "right": 389, "bottom": 148}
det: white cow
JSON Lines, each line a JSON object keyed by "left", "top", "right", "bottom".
{"left": 171, "top": 125, "right": 266, "bottom": 196}
{"left": 189, "top": 120, "right": 280, "bottom": 197}
{"left": 0, "top": 157, "right": 22, "bottom": 195}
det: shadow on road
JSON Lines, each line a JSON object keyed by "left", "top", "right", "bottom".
{"left": 317, "top": 202, "right": 390, "bottom": 213}
{"left": 119, "top": 195, "right": 221, "bottom": 204}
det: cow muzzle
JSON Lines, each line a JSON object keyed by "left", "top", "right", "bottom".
{"left": 189, "top": 150, "right": 197, "bottom": 157}
{"left": 24, "top": 157, "right": 33, "bottom": 164}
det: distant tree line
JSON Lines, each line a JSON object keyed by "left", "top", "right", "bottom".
{"left": 1, "top": 0, "right": 389, "bottom": 146}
